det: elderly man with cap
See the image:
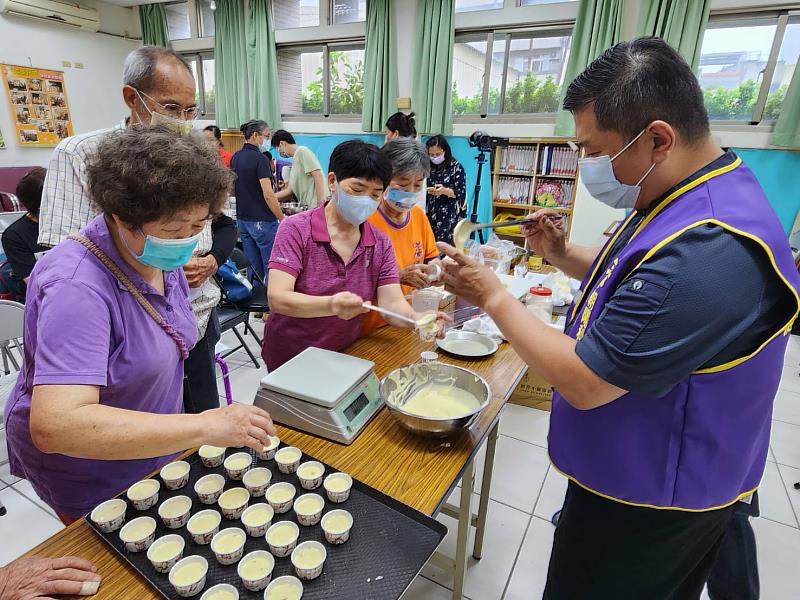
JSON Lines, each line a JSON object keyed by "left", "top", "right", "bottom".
{"left": 439, "top": 37, "right": 798, "bottom": 599}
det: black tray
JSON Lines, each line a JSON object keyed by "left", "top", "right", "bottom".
{"left": 86, "top": 446, "right": 447, "bottom": 599}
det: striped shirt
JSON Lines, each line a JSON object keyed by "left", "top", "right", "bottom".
{"left": 38, "top": 121, "right": 220, "bottom": 336}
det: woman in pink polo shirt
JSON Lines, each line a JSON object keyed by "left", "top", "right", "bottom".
{"left": 264, "top": 139, "right": 439, "bottom": 371}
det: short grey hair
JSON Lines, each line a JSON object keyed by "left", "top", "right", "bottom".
{"left": 122, "top": 46, "right": 193, "bottom": 92}
{"left": 382, "top": 137, "right": 431, "bottom": 178}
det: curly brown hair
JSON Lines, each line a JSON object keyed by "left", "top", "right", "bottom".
{"left": 86, "top": 125, "right": 234, "bottom": 228}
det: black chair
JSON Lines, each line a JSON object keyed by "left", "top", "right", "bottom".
{"left": 215, "top": 249, "right": 268, "bottom": 368}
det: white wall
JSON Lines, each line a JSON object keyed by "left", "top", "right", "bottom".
{"left": 0, "top": 0, "right": 141, "bottom": 167}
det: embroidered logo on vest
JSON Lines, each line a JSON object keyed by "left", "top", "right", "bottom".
{"left": 576, "top": 258, "right": 619, "bottom": 341}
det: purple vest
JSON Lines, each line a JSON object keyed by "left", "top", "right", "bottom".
{"left": 550, "top": 157, "right": 800, "bottom": 510}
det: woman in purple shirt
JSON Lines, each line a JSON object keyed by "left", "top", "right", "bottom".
{"left": 4, "top": 127, "right": 276, "bottom": 521}
{"left": 264, "top": 140, "right": 446, "bottom": 371}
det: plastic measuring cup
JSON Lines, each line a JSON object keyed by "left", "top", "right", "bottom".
{"left": 411, "top": 289, "right": 441, "bottom": 341}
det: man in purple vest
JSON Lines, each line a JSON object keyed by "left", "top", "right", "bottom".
{"left": 438, "top": 37, "right": 799, "bottom": 599}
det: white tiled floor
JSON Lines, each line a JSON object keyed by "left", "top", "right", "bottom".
{"left": 2, "top": 325, "right": 800, "bottom": 599}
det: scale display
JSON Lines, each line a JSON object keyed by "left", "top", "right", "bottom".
{"left": 255, "top": 348, "right": 384, "bottom": 445}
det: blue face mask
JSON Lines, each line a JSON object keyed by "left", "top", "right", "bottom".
{"left": 335, "top": 182, "right": 378, "bottom": 226}
{"left": 386, "top": 187, "right": 424, "bottom": 211}
{"left": 259, "top": 139, "right": 271, "bottom": 152}
{"left": 122, "top": 227, "right": 201, "bottom": 271}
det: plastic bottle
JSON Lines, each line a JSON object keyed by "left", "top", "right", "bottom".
{"left": 526, "top": 286, "right": 553, "bottom": 322}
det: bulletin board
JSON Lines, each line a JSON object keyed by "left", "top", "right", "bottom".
{"left": 2, "top": 64, "right": 74, "bottom": 147}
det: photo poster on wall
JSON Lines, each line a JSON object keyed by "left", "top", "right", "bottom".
{"left": 0, "top": 126, "right": 5, "bottom": 149}
{"left": 2, "top": 64, "right": 74, "bottom": 147}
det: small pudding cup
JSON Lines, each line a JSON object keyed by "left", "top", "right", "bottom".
{"left": 256, "top": 436, "right": 281, "bottom": 461}
{"left": 265, "top": 521, "right": 300, "bottom": 558}
{"left": 293, "top": 494, "right": 324, "bottom": 527}
{"left": 199, "top": 445, "right": 226, "bottom": 468}
{"left": 321, "top": 509, "right": 353, "bottom": 545}
{"left": 147, "top": 533, "right": 185, "bottom": 573}
{"left": 238, "top": 549, "right": 275, "bottom": 592}
{"left": 224, "top": 452, "right": 253, "bottom": 481}
{"left": 274, "top": 447, "right": 302, "bottom": 474}
{"left": 158, "top": 495, "right": 192, "bottom": 529}
{"left": 187, "top": 509, "right": 222, "bottom": 545}
{"left": 200, "top": 583, "right": 239, "bottom": 600}
{"left": 201, "top": 583, "right": 239, "bottom": 600}
{"left": 241, "top": 502, "right": 274, "bottom": 537}
{"left": 296, "top": 461, "right": 324, "bottom": 490}
{"left": 210, "top": 527, "right": 247, "bottom": 566}
{"left": 323, "top": 473, "right": 353, "bottom": 504}
{"left": 194, "top": 473, "right": 225, "bottom": 505}
{"left": 264, "top": 576, "right": 304, "bottom": 600}
{"left": 160, "top": 460, "right": 191, "bottom": 491}
{"left": 126, "top": 478, "right": 160, "bottom": 511}
{"left": 119, "top": 516, "right": 156, "bottom": 553}
{"left": 90, "top": 498, "right": 127, "bottom": 533}
{"left": 168, "top": 555, "right": 208, "bottom": 598}
{"left": 265, "top": 482, "right": 296, "bottom": 515}
{"left": 218, "top": 487, "right": 250, "bottom": 520}
{"left": 290, "top": 541, "right": 327, "bottom": 581}
{"left": 243, "top": 467, "right": 272, "bottom": 498}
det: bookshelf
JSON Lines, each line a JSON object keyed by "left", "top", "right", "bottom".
{"left": 491, "top": 137, "right": 580, "bottom": 255}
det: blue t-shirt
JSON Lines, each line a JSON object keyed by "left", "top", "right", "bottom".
{"left": 231, "top": 143, "right": 276, "bottom": 222}
{"left": 576, "top": 152, "right": 795, "bottom": 398}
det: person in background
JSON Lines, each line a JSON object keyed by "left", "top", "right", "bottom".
{"left": 425, "top": 134, "right": 467, "bottom": 246}
{"left": 36, "top": 46, "right": 238, "bottom": 414}
{"left": 362, "top": 138, "right": 439, "bottom": 335}
{"left": 0, "top": 555, "right": 100, "bottom": 599}
{"left": 203, "top": 124, "right": 233, "bottom": 167}
{"left": 262, "top": 149, "right": 277, "bottom": 187}
{"left": 231, "top": 119, "right": 284, "bottom": 284}
{"left": 438, "top": 38, "right": 797, "bottom": 599}
{"left": 1, "top": 167, "right": 48, "bottom": 301}
{"left": 4, "top": 127, "right": 276, "bottom": 523}
{"left": 384, "top": 112, "right": 416, "bottom": 145}
{"left": 264, "top": 139, "right": 445, "bottom": 371}
{"left": 271, "top": 130, "right": 326, "bottom": 209}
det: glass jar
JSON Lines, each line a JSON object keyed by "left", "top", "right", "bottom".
{"left": 526, "top": 286, "right": 553, "bottom": 322}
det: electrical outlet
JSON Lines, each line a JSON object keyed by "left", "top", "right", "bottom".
{"left": 74, "top": 62, "right": 84, "bottom": 69}
{"left": 62, "top": 61, "right": 72, "bottom": 68}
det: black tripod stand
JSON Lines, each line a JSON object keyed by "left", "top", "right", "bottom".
{"left": 469, "top": 148, "right": 489, "bottom": 246}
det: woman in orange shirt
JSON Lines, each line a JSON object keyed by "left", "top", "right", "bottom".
{"left": 363, "top": 137, "right": 441, "bottom": 333}
{"left": 203, "top": 125, "right": 233, "bottom": 167}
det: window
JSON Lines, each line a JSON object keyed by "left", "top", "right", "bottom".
{"left": 165, "top": 1, "right": 191, "bottom": 41}
{"left": 273, "top": 0, "right": 320, "bottom": 29}
{"left": 184, "top": 53, "right": 215, "bottom": 118}
{"left": 277, "top": 43, "right": 364, "bottom": 117}
{"left": 519, "top": 0, "right": 577, "bottom": 5}
{"left": 455, "top": 0, "right": 504, "bottom": 12}
{"left": 331, "top": 0, "right": 366, "bottom": 24}
{"left": 198, "top": 0, "right": 215, "bottom": 38}
{"left": 452, "top": 29, "right": 571, "bottom": 117}
{"left": 698, "top": 12, "right": 798, "bottom": 123}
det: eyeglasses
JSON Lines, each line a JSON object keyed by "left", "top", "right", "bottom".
{"left": 135, "top": 88, "right": 199, "bottom": 121}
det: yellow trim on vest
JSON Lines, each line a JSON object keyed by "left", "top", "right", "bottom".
{"left": 549, "top": 458, "right": 760, "bottom": 512}
{"left": 568, "top": 157, "right": 743, "bottom": 324}
{"left": 624, "top": 218, "right": 800, "bottom": 374}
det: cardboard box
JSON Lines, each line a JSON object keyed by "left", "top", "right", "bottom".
{"left": 510, "top": 367, "right": 553, "bottom": 411}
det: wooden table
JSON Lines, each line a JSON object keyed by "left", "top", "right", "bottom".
{"left": 23, "top": 327, "right": 527, "bottom": 600}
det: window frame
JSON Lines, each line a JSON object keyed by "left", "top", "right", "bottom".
{"left": 452, "top": 24, "right": 573, "bottom": 123}
{"left": 276, "top": 38, "right": 365, "bottom": 121}
{"left": 182, "top": 51, "right": 215, "bottom": 119}
{"left": 164, "top": 0, "right": 192, "bottom": 42}
{"left": 329, "top": 0, "right": 366, "bottom": 26}
{"left": 701, "top": 10, "right": 798, "bottom": 127}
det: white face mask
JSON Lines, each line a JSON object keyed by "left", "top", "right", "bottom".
{"left": 578, "top": 129, "right": 656, "bottom": 210}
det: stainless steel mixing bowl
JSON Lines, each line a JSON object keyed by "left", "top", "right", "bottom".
{"left": 281, "top": 202, "right": 304, "bottom": 215}
{"left": 380, "top": 362, "right": 491, "bottom": 437}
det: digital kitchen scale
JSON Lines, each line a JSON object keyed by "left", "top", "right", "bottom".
{"left": 254, "top": 347, "right": 384, "bottom": 445}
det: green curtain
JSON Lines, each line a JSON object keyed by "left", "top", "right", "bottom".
{"left": 771, "top": 67, "right": 800, "bottom": 148}
{"left": 636, "top": 0, "right": 711, "bottom": 70}
{"left": 138, "top": 4, "right": 170, "bottom": 48}
{"left": 246, "top": 0, "right": 282, "bottom": 129}
{"left": 553, "top": 0, "right": 625, "bottom": 136}
{"left": 413, "top": 0, "right": 455, "bottom": 135}
{"left": 361, "top": 0, "right": 397, "bottom": 132}
{"left": 214, "top": 0, "right": 249, "bottom": 128}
